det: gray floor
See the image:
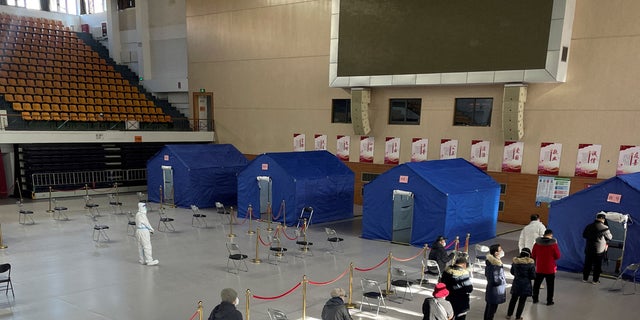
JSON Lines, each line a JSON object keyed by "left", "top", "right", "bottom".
{"left": 0, "top": 193, "right": 637, "bottom": 320}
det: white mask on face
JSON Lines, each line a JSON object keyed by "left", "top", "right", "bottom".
{"left": 234, "top": 297, "right": 239, "bottom": 306}
{"left": 497, "top": 250, "right": 505, "bottom": 259}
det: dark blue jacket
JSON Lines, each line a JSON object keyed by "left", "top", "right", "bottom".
{"left": 484, "top": 254, "right": 506, "bottom": 304}
{"left": 509, "top": 256, "right": 535, "bottom": 296}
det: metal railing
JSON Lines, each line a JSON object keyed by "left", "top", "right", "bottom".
{"left": 31, "top": 168, "right": 146, "bottom": 192}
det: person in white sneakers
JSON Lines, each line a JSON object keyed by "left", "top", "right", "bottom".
{"left": 135, "top": 202, "right": 158, "bottom": 266}
{"left": 518, "top": 214, "right": 546, "bottom": 252}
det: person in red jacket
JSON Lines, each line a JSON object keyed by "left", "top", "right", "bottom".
{"left": 531, "top": 229, "right": 561, "bottom": 306}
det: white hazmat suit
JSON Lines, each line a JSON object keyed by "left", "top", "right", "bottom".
{"left": 135, "top": 202, "right": 159, "bottom": 266}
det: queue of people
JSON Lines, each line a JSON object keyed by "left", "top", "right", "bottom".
{"left": 206, "top": 213, "right": 613, "bottom": 319}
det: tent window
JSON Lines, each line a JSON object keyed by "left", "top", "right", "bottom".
{"left": 332, "top": 99, "right": 351, "bottom": 123}
{"left": 453, "top": 98, "right": 493, "bottom": 126}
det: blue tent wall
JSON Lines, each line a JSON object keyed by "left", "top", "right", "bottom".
{"left": 237, "top": 151, "right": 354, "bottom": 226}
{"left": 549, "top": 173, "right": 640, "bottom": 278}
{"left": 147, "top": 144, "right": 248, "bottom": 208}
{"left": 362, "top": 159, "right": 500, "bottom": 246}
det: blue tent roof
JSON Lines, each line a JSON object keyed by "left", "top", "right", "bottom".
{"left": 549, "top": 173, "right": 640, "bottom": 277}
{"left": 147, "top": 144, "right": 248, "bottom": 208}
{"left": 255, "top": 151, "right": 353, "bottom": 179}
{"left": 362, "top": 158, "right": 500, "bottom": 246}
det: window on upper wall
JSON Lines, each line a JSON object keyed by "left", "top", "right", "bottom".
{"left": 49, "top": 0, "right": 78, "bottom": 14}
{"left": 453, "top": 98, "right": 493, "bottom": 126}
{"left": 331, "top": 99, "right": 351, "bottom": 123}
{"left": 389, "top": 98, "right": 421, "bottom": 125}
{"left": 7, "top": 0, "right": 40, "bottom": 9}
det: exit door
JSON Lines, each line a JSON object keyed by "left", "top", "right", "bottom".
{"left": 392, "top": 190, "right": 414, "bottom": 244}
{"left": 257, "top": 176, "right": 272, "bottom": 215}
{"left": 192, "top": 92, "right": 214, "bottom": 131}
{"left": 161, "top": 165, "right": 174, "bottom": 205}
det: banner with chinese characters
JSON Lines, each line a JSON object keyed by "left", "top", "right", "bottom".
{"left": 470, "top": 140, "right": 490, "bottom": 170}
{"left": 336, "top": 135, "right": 350, "bottom": 161}
{"left": 617, "top": 145, "right": 640, "bottom": 175}
{"left": 574, "top": 144, "right": 601, "bottom": 177}
{"left": 359, "top": 136, "right": 374, "bottom": 163}
{"left": 314, "top": 134, "right": 327, "bottom": 151}
{"left": 293, "top": 133, "right": 305, "bottom": 152}
{"left": 502, "top": 141, "right": 524, "bottom": 173}
{"left": 440, "top": 139, "right": 458, "bottom": 160}
{"left": 538, "top": 142, "right": 562, "bottom": 175}
{"left": 535, "top": 176, "right": 571, "bottom": 203}
{"left": 411, "top": 138, "right": 428, "bottom": 162}
{"left": 384, "top": 137, "right": 400, "bottom": 165}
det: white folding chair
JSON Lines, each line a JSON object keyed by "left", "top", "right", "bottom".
{"left": 472, "top": 244, "right": 490, "bottom": 276}
{"left": 157, "top": 207, "right": 175, "bottom": 232}
{"left": 325, "top": 227, "right": 344, "bottom": 253}
{"left": 610, "top": 262, "right": 640, "bottom": 294}
{"left": 420, "top": 259, "right": 441, "bottom": 286}
{"left": 191, "top": 205, "right": 207, "bottom": 228}
{"left": 360, "top": 278, "right": 387, "bottom": 316}
{"left": 390, "top": 266, "right": 414, "bottom": 302}
{"left": 53, "top": 198, "right": 69, "bottom": 221}
{"left": 267, "top": 308, "right": 288, "bottom": 320}
{"left": 226, "top": 242, "right": 248, "bottom": 274}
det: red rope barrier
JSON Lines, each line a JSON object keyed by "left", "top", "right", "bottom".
{"left": 281, "top": 227, "right": 298, "bottom": 240}
{"left": 258, "top": 234, "right": 271, "bottom": 247}
{"left": 253, "top": 282, "right": 302, "bottom": 300}
{"left": 236, "top": 211, "right": 250, "bottom": 225}
{"left": 391, "top": 247, "right": 426, "bottom": 262}
{"left": 444, "top": 241, "right": 456, "bottom": 249}
{"left": 272, "top": 205, "right": 282, "bottom": 220}
{"left": 188, "top": 310, "right": 200, "bottom": 320}
{"left": 308, "top": 265, "right": 350, "bottom": 286}
{"left": 354, "top": 257, "right": 389, "bottom": 272}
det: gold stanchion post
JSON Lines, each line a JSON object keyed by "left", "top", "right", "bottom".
{"left": 245, "top": 289, "right": 251, "bottom": 320}
{"left": 346, "top": 262, "right": 356, "bottom": 308}
{"left": 247, "top": 205, "right": 255, "bottom": 235}
{"left": 302, "top": 275, "right": 307, "bottom": 320}
{"left": 46, "top": 186, "right": 54, "bottom": 213}
{"left": 464, "top": 233, "right": 470, "bottom": 254}
{"left": 382, "top": 252, "right": 394, "bottom": 295}
{"left": 197, "top": 301, "right": 203, "bottom": 320}
{"left": 266, "top": 202, "right": 273, "bottom": 232}
{"left": 0, "top": 224, "right": 8, "bottom": 249}
{"left": 251, "top": 227, "right": 262, "bottom": 264}
{"left": 300, "top": 218, "right": 309, "bottom": 252}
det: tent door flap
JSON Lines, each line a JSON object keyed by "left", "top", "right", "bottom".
{"left": 161, "top": 165, "right": 174, "bottom": 204}
{"left": 257, "top": 176, "right": 272, "bottom": 214}
{"left": 392, "top": 190, "right": 414, "bottom": 244}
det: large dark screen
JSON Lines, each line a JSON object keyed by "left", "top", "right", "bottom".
{"left": 337, "top": 0, "right": 554, "bottom": 77}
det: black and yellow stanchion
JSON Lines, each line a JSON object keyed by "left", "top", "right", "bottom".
{"left": 251, "top": 227, "right": 262, "bottom": 264}
{"left": 0, "top": 224, "right": 8, "bottom": 249}
{"left": 346, "top": 262, "right": 357, "bottom": 308}
{"left": 245, "top": 289, "right": 251, "bottom": 320}
{"left": 227, "top": 206, "right": 236, "bottom": 238}
{"left": 302, "top": 275, "right": 308, "bottom": 320}
{"left": 46, "top": 186, "right": 54, "bottom": 213}
{"left": 382, "top": 251, "right": 394, "bottom": 295}
{"left": 247, "top": 205, "right": 255, "bottom": 235}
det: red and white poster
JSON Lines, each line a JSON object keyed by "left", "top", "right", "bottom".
{"left": 502, "top": 141, "right": 524, "bottom": 173}
{"left": 617, "top": 145, "right": 640, "bottom": 175}
{"left": 359, "top": 136, "right": 374, "bottom": 163}
{"left": 336, "top": 135, "right": 350, "bottom": 161}
{"left": 440, "top": 139, "right": 458, "bottom": 160}
{"left": 575, "top": 144, "right": 601, "bottom": 177}
{"left": 384, "top": 137, "right": 400, "bottom": 165}
{"left": 411, "top": 138, "right": 428, "bottom": 162}
{"left": 314, "top": 134, "right": 327, "bottom": 151}
{"left": 293, "top": 133, "right": 305, "bottom": 152}
{"left": 538, "top": 142, "right": 562, "bottom": 175}
{"left": 470, "top": 140, "right": 490, "bottom": 171}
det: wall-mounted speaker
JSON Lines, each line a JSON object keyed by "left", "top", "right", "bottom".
{"left": 502, "top": 85, "right": 527, "bottom": 141}
{"left": 351, "top": 88, "right": 371, "bottom": 135}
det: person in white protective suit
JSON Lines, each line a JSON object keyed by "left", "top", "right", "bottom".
{"left": 135, "top": 202, "right": 159, "bottom": 266}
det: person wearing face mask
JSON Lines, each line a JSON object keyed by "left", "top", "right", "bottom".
{"left": 135, "top": 202, "right": 158, "bottom": 266}
{"left": 429, "top": 235, "right": 456, "bottom": 276}
{"left": 321, "top": 287, "right": 352, "bottom": 320}
{"left": 208, "top": 288, "right": 243, "bottom": 320}
{"left": 483, "top": 244, "right": 506, "bottom": 320}
{"left": 531, "top": 229, "right": 561, "bottom": 306}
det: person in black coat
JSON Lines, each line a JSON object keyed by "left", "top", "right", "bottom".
{"left": 582, "top": 213, "right": 613, "bottom": 283}
{"left": 429, "top": 235, "right": 455, "bottom": 276}
{"left": 483, "top": 244, "right": 506, "bottom": 320}
{"left": 208, "top": 288, "right": 243, "bottom": 320}
{"left": 506, "top": 248, "right": 536, "bottom": 320}
{"left": 441, "top": 257, "right": 473, "bottom": 320}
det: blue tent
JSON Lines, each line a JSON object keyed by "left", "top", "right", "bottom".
{"left": 237, "top": 150, "right": 354, "bottom": 226}
{"left": 549, "top": 173, "right": 640, "bottom": 278}
{"left": 147, "top": 144, "right": 248, "bottom": 208}
{"left": 362, "top": 158, "right": 500, "bottom": 246}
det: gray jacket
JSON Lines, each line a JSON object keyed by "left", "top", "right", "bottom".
{"left": 582, "top": 220, "right": 612, "bottom": 254}
{"left": 321, "top": 297, "right": 352, "bottom": 320}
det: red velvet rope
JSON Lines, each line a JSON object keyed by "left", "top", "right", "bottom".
{"left": 308, "top": 265, "right": 350, "bottom": 286}
{"left": 253, "top": 282, "right": 302, "bottom": 300}
{"left": 391, "top": 247, "right": 427, "bottom": 262}
{"left": 444, "top": 241, "right": 456, "bottom": 249}
{"left": 258, "top": 234, "right": 272, "bottom": 247}
{"left": 354, "top": 256, "right": 389, "bottom": 272}
{"left": 281, "top": 227, "right": 298, "bottom": 240}
{"left": 272, "top": 204, "right": 283, "bottom": 220}
{"left": 237, "top": 210, "right": 250, "bottom": 225}
{"left": 188, "top": 310, "right": 200, "bottom": 320}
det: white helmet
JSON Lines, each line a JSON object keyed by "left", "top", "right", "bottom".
{"left": 138, "top": 202, "right": 147, "bottom": 214}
